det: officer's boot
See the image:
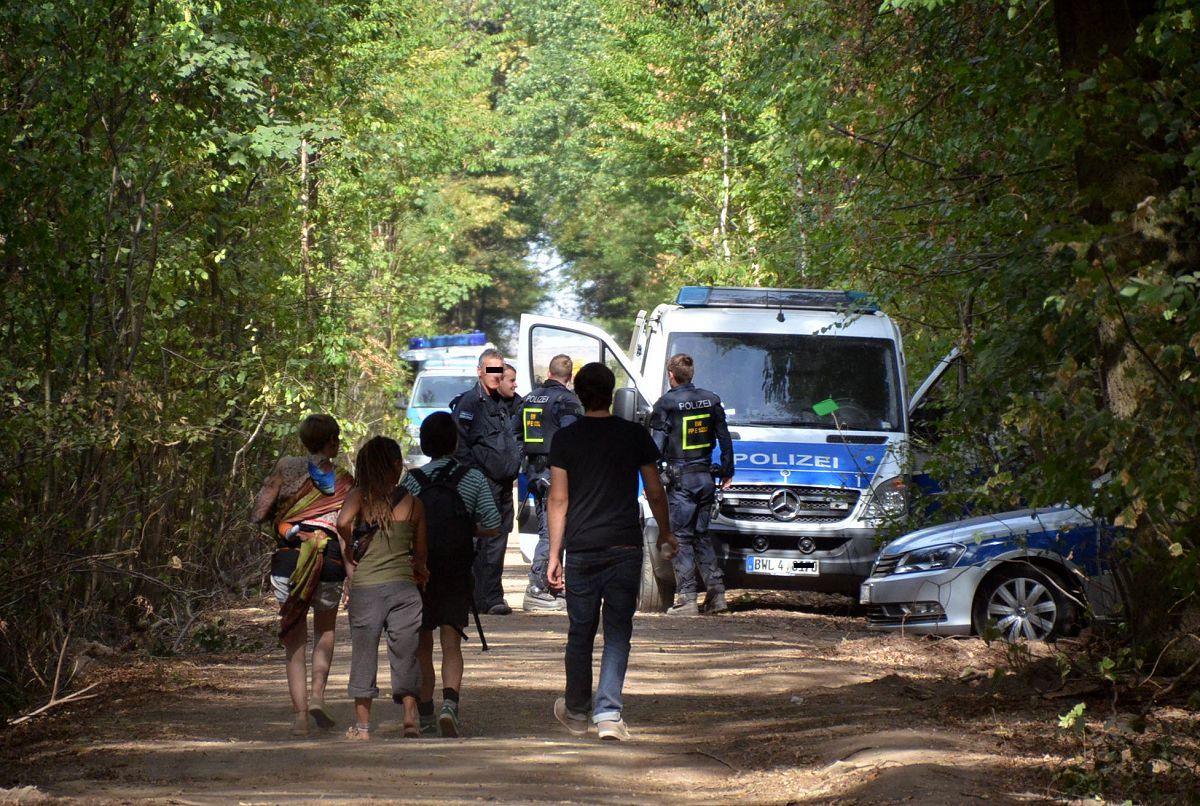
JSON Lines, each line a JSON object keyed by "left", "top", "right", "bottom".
{"left": 666, "top": 593, "right": 699, "bottom": 616}
{"left": 704, "top": 589, "right": 728, "bottom": 614}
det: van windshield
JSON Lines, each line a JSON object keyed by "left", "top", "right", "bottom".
{"left": 411, "top": 374, "right": 475, "bottom": 408}
{"left": 664, "top": 333, "right": 903, "bottom": 432}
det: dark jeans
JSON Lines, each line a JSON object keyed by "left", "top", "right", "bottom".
{"left": 473, "top": 476, "right": 514, "bottom": 610}
{"left": 669, "top": 472, "right": 724, "bottom": 596}
{"left": 563, "top": 546, "right": 642, "bottom": 723}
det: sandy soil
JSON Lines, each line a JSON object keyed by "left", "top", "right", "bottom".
{"left": 1, "top": 543, "right": 1072, "bottom": 805}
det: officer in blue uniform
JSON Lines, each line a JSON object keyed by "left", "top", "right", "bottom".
{"left": 452, "top": 348, "right": 523, "bottom": 615}
{"left": 515, "top": 354, "right": 583, "bottom": 610}
{"left": 649, "top": 353, "right": 734, "bottom": 615}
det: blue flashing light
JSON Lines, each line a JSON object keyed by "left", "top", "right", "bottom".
{"left": 676, "top": 286, "right": 712, "bottom": 306}
{"left": 409, "top": 331, "right": 489, "bottom": 350}
{"left": 674, "top": 286, "right": 880, "bottom": 313}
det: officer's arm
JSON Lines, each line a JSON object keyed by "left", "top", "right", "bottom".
{"left": 452, "top": 394, "right": 479, "bottom": 466}
{"left": 557, "top": 398, "right": 582, "bottom": 430}
{"left": 648, "top": 399, "right": 670, "bottom": 453}
{"left": 714, "top": 399, "right": 735, "bottom": 484}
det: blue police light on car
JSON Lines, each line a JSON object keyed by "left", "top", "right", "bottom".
{"left": 408, "top": 332, "right": 487, "bottom": 350}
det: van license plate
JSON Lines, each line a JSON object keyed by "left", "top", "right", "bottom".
{"left": 744, "top": 556, "right": 819, "bottom": 576}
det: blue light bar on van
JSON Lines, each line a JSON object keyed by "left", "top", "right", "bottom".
{"left": 407, "top": 332, "right": 488, "bottom": 350}
{"left": 675, "top": 286, "right": 879, "bottom": 313}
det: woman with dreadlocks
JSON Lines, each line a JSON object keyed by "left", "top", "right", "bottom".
{"left": 336, "top": 436, "right": 429, "bottom": 740}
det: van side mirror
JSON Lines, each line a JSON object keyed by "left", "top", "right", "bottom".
{"left": 613, "top": 387, "right": 638, "bottom": 422}
{"left": 395, "top": 394, "right": 409, "bottom": 410}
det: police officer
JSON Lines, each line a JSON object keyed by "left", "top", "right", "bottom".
{"left": 515, "top": 354, "right": 583, "bottom": 611}
{"left": 452, "top": 348, "right": 523, "bottom": 615}
{"left": 649, "top": 353, "right": 734, "bottom": 615}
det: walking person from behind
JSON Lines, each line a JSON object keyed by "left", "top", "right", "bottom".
{"left": 401, "top": 412, "right": 501, "bottom": 737}
{"left": 547, "top": 363, "right": 677, "bottom": 740}
{"left": 336, "top": 437, "right": 428, "bottom": 740}
{"left": 451, "top": 348, "right": 523, "bottom": 615}
{"left": 250, "top": 413, "right": 352, "bottom": 736}
{"left": 516, "top": 354, "right": 583, "bottom": 611}
{"left": 649, "top": 353, "right": 734, "bottom": 615}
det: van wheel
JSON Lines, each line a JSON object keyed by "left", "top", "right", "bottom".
{"left": 637, "top": 525, "right": 674, "bottom": 612}
{"left": 972, "top": 566, "right": 1074, "bottom": 642}
{"left": 638, "top": 551, "right": 672, "bottom": 612}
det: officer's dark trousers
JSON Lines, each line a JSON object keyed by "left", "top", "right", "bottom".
{"left": 528, "top": 490, "right": 551, "bottom": 588}
{"left": 668, "top": 472, "right": 724, "bottom": 596}
{"left": 474, "top": 476, "right": 514, "bottom": 610}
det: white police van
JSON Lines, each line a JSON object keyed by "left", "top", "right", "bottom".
{"left": 517, "top": 286, "right": 940, "bottom": 610}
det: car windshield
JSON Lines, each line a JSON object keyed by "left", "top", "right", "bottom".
{"left": 412, "top": 374, "right": 475, "bottom": 408}
{"left": 665, "top": 332, "right": 903, "bottom": 431}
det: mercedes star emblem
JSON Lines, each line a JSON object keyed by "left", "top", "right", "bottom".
{"left": 768, "top": 488, "right": 802, "bottom": 521}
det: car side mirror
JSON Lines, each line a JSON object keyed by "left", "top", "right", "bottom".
{"left": 395, "top": 394, "right": 409, "bottom": 410}
{"left": 613, "top": 387, "right": 638, "bottom": 422}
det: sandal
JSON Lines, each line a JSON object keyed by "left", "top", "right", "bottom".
{"left": 402, "top": 723, "right": 420, "bottom": 739}
{"left": 290, "top": 714, "right": 310, "bottom": 737}
{"left": 345, "top": 725, "right": 370, "bottom": 741}
{"left": 308, "top": 700, "right": 335, "bottom": 729}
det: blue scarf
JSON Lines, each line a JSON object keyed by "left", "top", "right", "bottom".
{"left": 308, "top": 460, "right": 337, "bottom": 496}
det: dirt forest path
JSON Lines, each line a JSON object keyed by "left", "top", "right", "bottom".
{"left": 3, "top": 542, "right": 1067, "bottom": 804}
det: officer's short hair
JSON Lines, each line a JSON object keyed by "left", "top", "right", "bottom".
{"left": 667, "top": 354, "right": 695, "bottom": 384}
{"left": 299, "top": 414, "right": 339, "bottom": 453}
{"left": 419, "top": 411, "right": 458, "bottom": 458}
{"left": 574, "top": 362, "right": 614, "bottom": 412}
{"left": 477, "top": 348, "right": 504, "bottom": 367}
{"left": 547, "top": 354, "right": 573, "bottom": 380}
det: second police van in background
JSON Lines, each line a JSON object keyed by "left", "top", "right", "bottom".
{"left": 517, "top": 286, "right": 949, "bottom": 611}
{"left": 399, "top": 332, "right": 493, "bottom": 468}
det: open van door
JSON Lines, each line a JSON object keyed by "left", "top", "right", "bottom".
{"left": 517, "top": 313, "right": 673, "bottom": 611}
{"left": 517, "top": 314, "right": 653, "bottom": 409}
{"left": 907, "top": 347, "right": 964, "bottom": 508}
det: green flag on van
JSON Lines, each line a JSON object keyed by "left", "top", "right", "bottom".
{"left": 812, "top": 398, "right": 839, "bottom": 417}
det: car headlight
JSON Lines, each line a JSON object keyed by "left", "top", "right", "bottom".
{"left": 894, "top": 543, "right": 965, "bottom": 574}
{"left": 864, "top": 475, "right": 907, "bottom": 523}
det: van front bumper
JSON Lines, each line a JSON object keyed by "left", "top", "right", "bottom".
{"left": 711, "top": 527, "right": 877, "bottom": 596}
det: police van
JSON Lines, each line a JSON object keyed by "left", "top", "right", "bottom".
{"left": 517, "top": 286, "right": 944, "bottom": 610}
{"left": 399, "top": 332, "right": 493, "bottom": 467}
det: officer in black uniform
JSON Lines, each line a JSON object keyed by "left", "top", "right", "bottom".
{"left": 514, "top": 354, "right": 583, "bottom": 611}
{"left": 649, "top": 353, "right": 734, "bottom": 615}
{"left": 452, "top": 348, "right": 523, "bottom": 615}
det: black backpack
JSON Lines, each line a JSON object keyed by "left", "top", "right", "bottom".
{"left": 408, "top": 462, "right": 475, "bottom": 578}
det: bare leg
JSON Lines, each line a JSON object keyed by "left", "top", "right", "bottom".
{"left": 402, "top": 694, "right": 418, "bottom": 732}
{"left": 355, "top": 697, "right": 372, "bottom": 726}
{"left": 310, "top": 608, "right": 337, "bottom": 703}
{"left": 283, "top": 621, "right": 309, "bottom": 729}
{"left": 439, "top": 625, "right": 464, "bottom": 692}
{"left": 418, "top": 629, "right": 436, "bottom": 703}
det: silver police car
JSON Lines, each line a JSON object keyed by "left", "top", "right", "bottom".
{"left": 860, "top": 506, "right": 1121, "bottom": 640}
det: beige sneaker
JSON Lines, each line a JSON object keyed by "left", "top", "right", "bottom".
{"left": 553, "top": 697, "right": 588, "bottom": 736}
{"left": 596, "top": 718, "right": 630, "bottom": 741}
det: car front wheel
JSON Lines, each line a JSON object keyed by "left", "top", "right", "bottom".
{"left": 972, "top": 566, "right": 1074, "bottom": 642}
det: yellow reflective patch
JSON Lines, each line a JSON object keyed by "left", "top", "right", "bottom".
{"left": 524, "top": 407, "right": 544, "bottom": 443}
{"left": 681, "top": 413, "right": 712, "bottom": 450}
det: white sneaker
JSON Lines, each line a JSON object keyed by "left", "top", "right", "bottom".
{"left": 596, "top": 718, "right": 630, "bottom": 741}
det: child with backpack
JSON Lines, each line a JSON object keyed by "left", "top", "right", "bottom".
{"left": 336, "top": 436, "right": 429, "bottom": 740}
{"left": 401, "top": 412, "right": 500, "bottom": 737}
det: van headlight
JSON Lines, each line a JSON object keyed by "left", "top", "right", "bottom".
{"left": 864, "top": 475, "right": 907, "bottom": 523}
{"left": 894, "top": 543, "right": 965, "bottom": 574}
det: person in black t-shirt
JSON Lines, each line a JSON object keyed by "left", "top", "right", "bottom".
{"left": 546, "top": 363, "right": 677, "bottom": 741}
